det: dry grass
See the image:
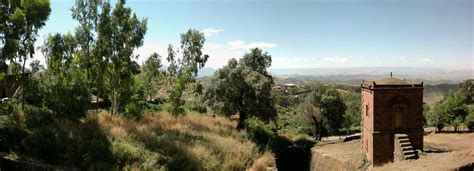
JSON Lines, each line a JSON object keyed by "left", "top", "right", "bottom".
{"left": 86, "top": 111, "right": 274, "bottom": 170}
{"left": 248, "top": 151, "right": 277, "bottom": 171}
{"left": 424, "top": 133, "right": 474, "bottom": 151}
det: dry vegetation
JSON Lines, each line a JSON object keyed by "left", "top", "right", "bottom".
{"left": 88, "top": 111, "right": 275, "bottom": 170}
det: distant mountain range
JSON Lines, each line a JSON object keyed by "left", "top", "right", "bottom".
{"left": 197, "top": 67, "right": 473, "bottom": 85}
{"left": 269, "top": 67, "right": 472, "bottom": 85}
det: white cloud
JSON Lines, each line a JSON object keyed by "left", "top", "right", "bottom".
{"left": 134, "top": 42, "right": 171, "bottom": 65}
{"left": 132, "top": 38, "right": 277, "bottom": 69}
{"left": 201, "top": 28, "right": 224, "bottom": 37}
{"left": 227, "top": 40, "right": 246, "bottom": 49}
{"left": 323, "top": 57, "right": 348, "bottom": 63}
{"left": 227, "top": 40, "right": 278, "bottom": 50}
{"left": 398, "top": 57, "right": 408, "bottom": 62}
{"left": 419, "top": 58, "right": 433, "bottom": 63}
{"left": 134, "top": 41, "right": 245, "bottom": 69}
{"left": 203, "top": 44, "right": 245, "bottom": 69}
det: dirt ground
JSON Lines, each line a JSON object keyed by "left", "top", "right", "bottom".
{"left": 424, "top": 133, "right": 474, "bottom": 151}
{"left": 311, "top": 133, "right": 474, "bottom": 171}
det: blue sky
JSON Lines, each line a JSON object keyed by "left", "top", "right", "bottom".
{"left": 36, "top": 0, "right": 473, "bottom": 69}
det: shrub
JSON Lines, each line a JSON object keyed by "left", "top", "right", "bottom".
{"left": 24, "top": 74, "right": 90, "bottom": 120}
{"left": 145, "top": 102, "right": 161, "bottom": 112}
{"left": 23, "top": 105, "right": 54, "bottom": 128}
{"left": 0, "top": 121, "right": 28, "bottom": 152}
{"left": 23, "top": 126, "right": 65, "bottom": 164}
{"left": 466, "top": 113, "right": 474, "bottom": 131}
{"left": 245, "top": 117, "right": 276, "bottom": 148}
{"left": 124, "top": 101, "right": 147, "bottom": 119}
{"left": 112, "top": 139, "right": 141, "bottom": 167}
{"left": 249, "top": 151, "right": 276, "bottom": 171}
{"left": 40, "top": 75, "right": 90, "bottom": 120}
{"left": 185, "top": 100, "right": 207, "bottom": 113}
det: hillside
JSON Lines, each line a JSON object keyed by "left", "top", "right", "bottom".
{"left": 0, "top": 106, "right": 275, "bottom": 170}
{"left": 423, "top": 84, "right": 459, "bottom": 106}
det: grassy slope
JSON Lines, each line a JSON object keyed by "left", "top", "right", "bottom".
{"left": 92, "top": 111, "right": 275, "bottom": 170}
{"left": 0, "top": 104, "right": 275, "bottom": 170}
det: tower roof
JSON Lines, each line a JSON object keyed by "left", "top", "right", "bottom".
{"left": 361, "top": 72, "right": 423, "bottom": 89}
{"left": 374, "top": 77, "right": 407, "bottom": 85}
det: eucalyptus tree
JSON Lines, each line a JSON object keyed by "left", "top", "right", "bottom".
{"left": 138, "top": 52, "right": 163, "bottom": 101}
{"left": 0, "top": 0, "right": 50, "bottom": 105}
{"left": 91, "top": 1, "right": 112, "bottom": 110}
{"left": 39, "top": 33, "right": 89, "bottom": 119}
{"left": 165, "top": 44, "right": 178, "bottom": 86}
{"left": 168, "top": 29, "right": 209, "bottom": 116}
{"left": 14, "top": 0, "right": 50, "bottom": 75}
{"left": 41, "top": 33, "right": 78, "bottom": 77}
{"left": 71, "top": 0, "right": 101, "bottom": 88}
{"left": 0, "top": 0, "right": 51, "bottom": 70}
{"left": 107, "top": 0, "right": 147, "bottom": 114}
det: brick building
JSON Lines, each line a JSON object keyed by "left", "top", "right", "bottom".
{"left": 361, "top": 74, "right": 424, "bottom": 166}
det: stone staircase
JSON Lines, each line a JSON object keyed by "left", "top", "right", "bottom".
{"left": 395, "top": 134, "right": 417, "bottom": 161}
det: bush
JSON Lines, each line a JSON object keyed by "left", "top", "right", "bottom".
{"left": 466, "top": 113, "right": 474, "bottom": 131}
{"left": 0, "top": 121, "right": 27, "bottom": 152}
{"left": 23, "top": 126, "right": 66, "bottom": 164}
{"left": 112, "top": 139, "right": 143, "bottom": 167}
{"left": 185, "top": 100, "right": 207, "bottom": 113}
{"left": 124, "top": 101, "right": 147, "bottom": 119}
{"left": 245, "top": 117, "right": 277, "bottom": 148}
{"left": 28, "top": 74, "right": 90, "bottom": 120}
{"left": 47, "top": 81, "right": 90, "bottom": 120}
{"left": 23, "top": 105, "right": 54, "bottom": 128}
{"left": 0, "top": 103, "right": 48, "bottom": 152}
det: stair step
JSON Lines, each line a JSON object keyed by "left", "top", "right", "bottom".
{"left": 396, "top": 134, "right": 409, "bottom": 138}
{"left": 403, "top": 150, "right": 415, "bottom": 155}
{"left": 400, "top": 142, "right": 412, "bottom": 147}
{"left": 399, "top": 139, "right": 410, "bottom": 143}
{"left": 405, "top": 154, "right": 417, "bottom": 159}
{"left": 401, "top": 146, "right": 413, "bottom": 151}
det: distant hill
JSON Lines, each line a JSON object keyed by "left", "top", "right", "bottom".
{"left": 161, "top": 66, "right": 215, "bottom": 78}
{"left": 270, "top": 67, "right": 472, "bottom": 85}
{"left": 269, "top": 67, "right": 472, "bottom": 78}
{"left": 197, "top": 67, "right": 216, "bottom": 77}
{"left": 423, "top": 83, "right": 459, "bottom": 106}
{"left": 197, "top": 67, "right": 471, "bottom": 85}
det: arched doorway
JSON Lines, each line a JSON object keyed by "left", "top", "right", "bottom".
{"left": 394, "top": 107, "right": 403, "bottom": 130}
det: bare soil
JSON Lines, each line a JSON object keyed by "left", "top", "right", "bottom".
{"left": 310, "top": 133, "right": 474, "bottom": 171}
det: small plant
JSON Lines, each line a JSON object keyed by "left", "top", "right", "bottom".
{"left": 124, "top": 101, "right": 147, "bottom": 119}
{"left": 245, "top": 117, "right": 277, "bottom": 148}
{"left": 466, "top": 112, "right": 474, "bottom": 131}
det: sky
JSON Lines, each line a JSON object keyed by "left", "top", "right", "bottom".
{"left": 35, "top": 0, "right": 473, "bottom": 69}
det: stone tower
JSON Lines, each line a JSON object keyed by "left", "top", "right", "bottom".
{"left": 361, "top": 74, "right": 424, "bottom": 166}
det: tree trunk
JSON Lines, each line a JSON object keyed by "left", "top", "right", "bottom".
{"left": 317, "top": 120, "right": 323, "bottom": 141}
{"left": 311, "top": 115, "right": 319, "bottom": 139}
{"left": 95, "top": 94, "right": 99, "bottom": 113}
{"left": 237, "top": 110, "right": 246, "bottom": 130}
{"left": 21, "top": 57, "right": 26, "bottom": 107}
{"left": 437, "top": 124, "right": 443, "bottom": 132}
